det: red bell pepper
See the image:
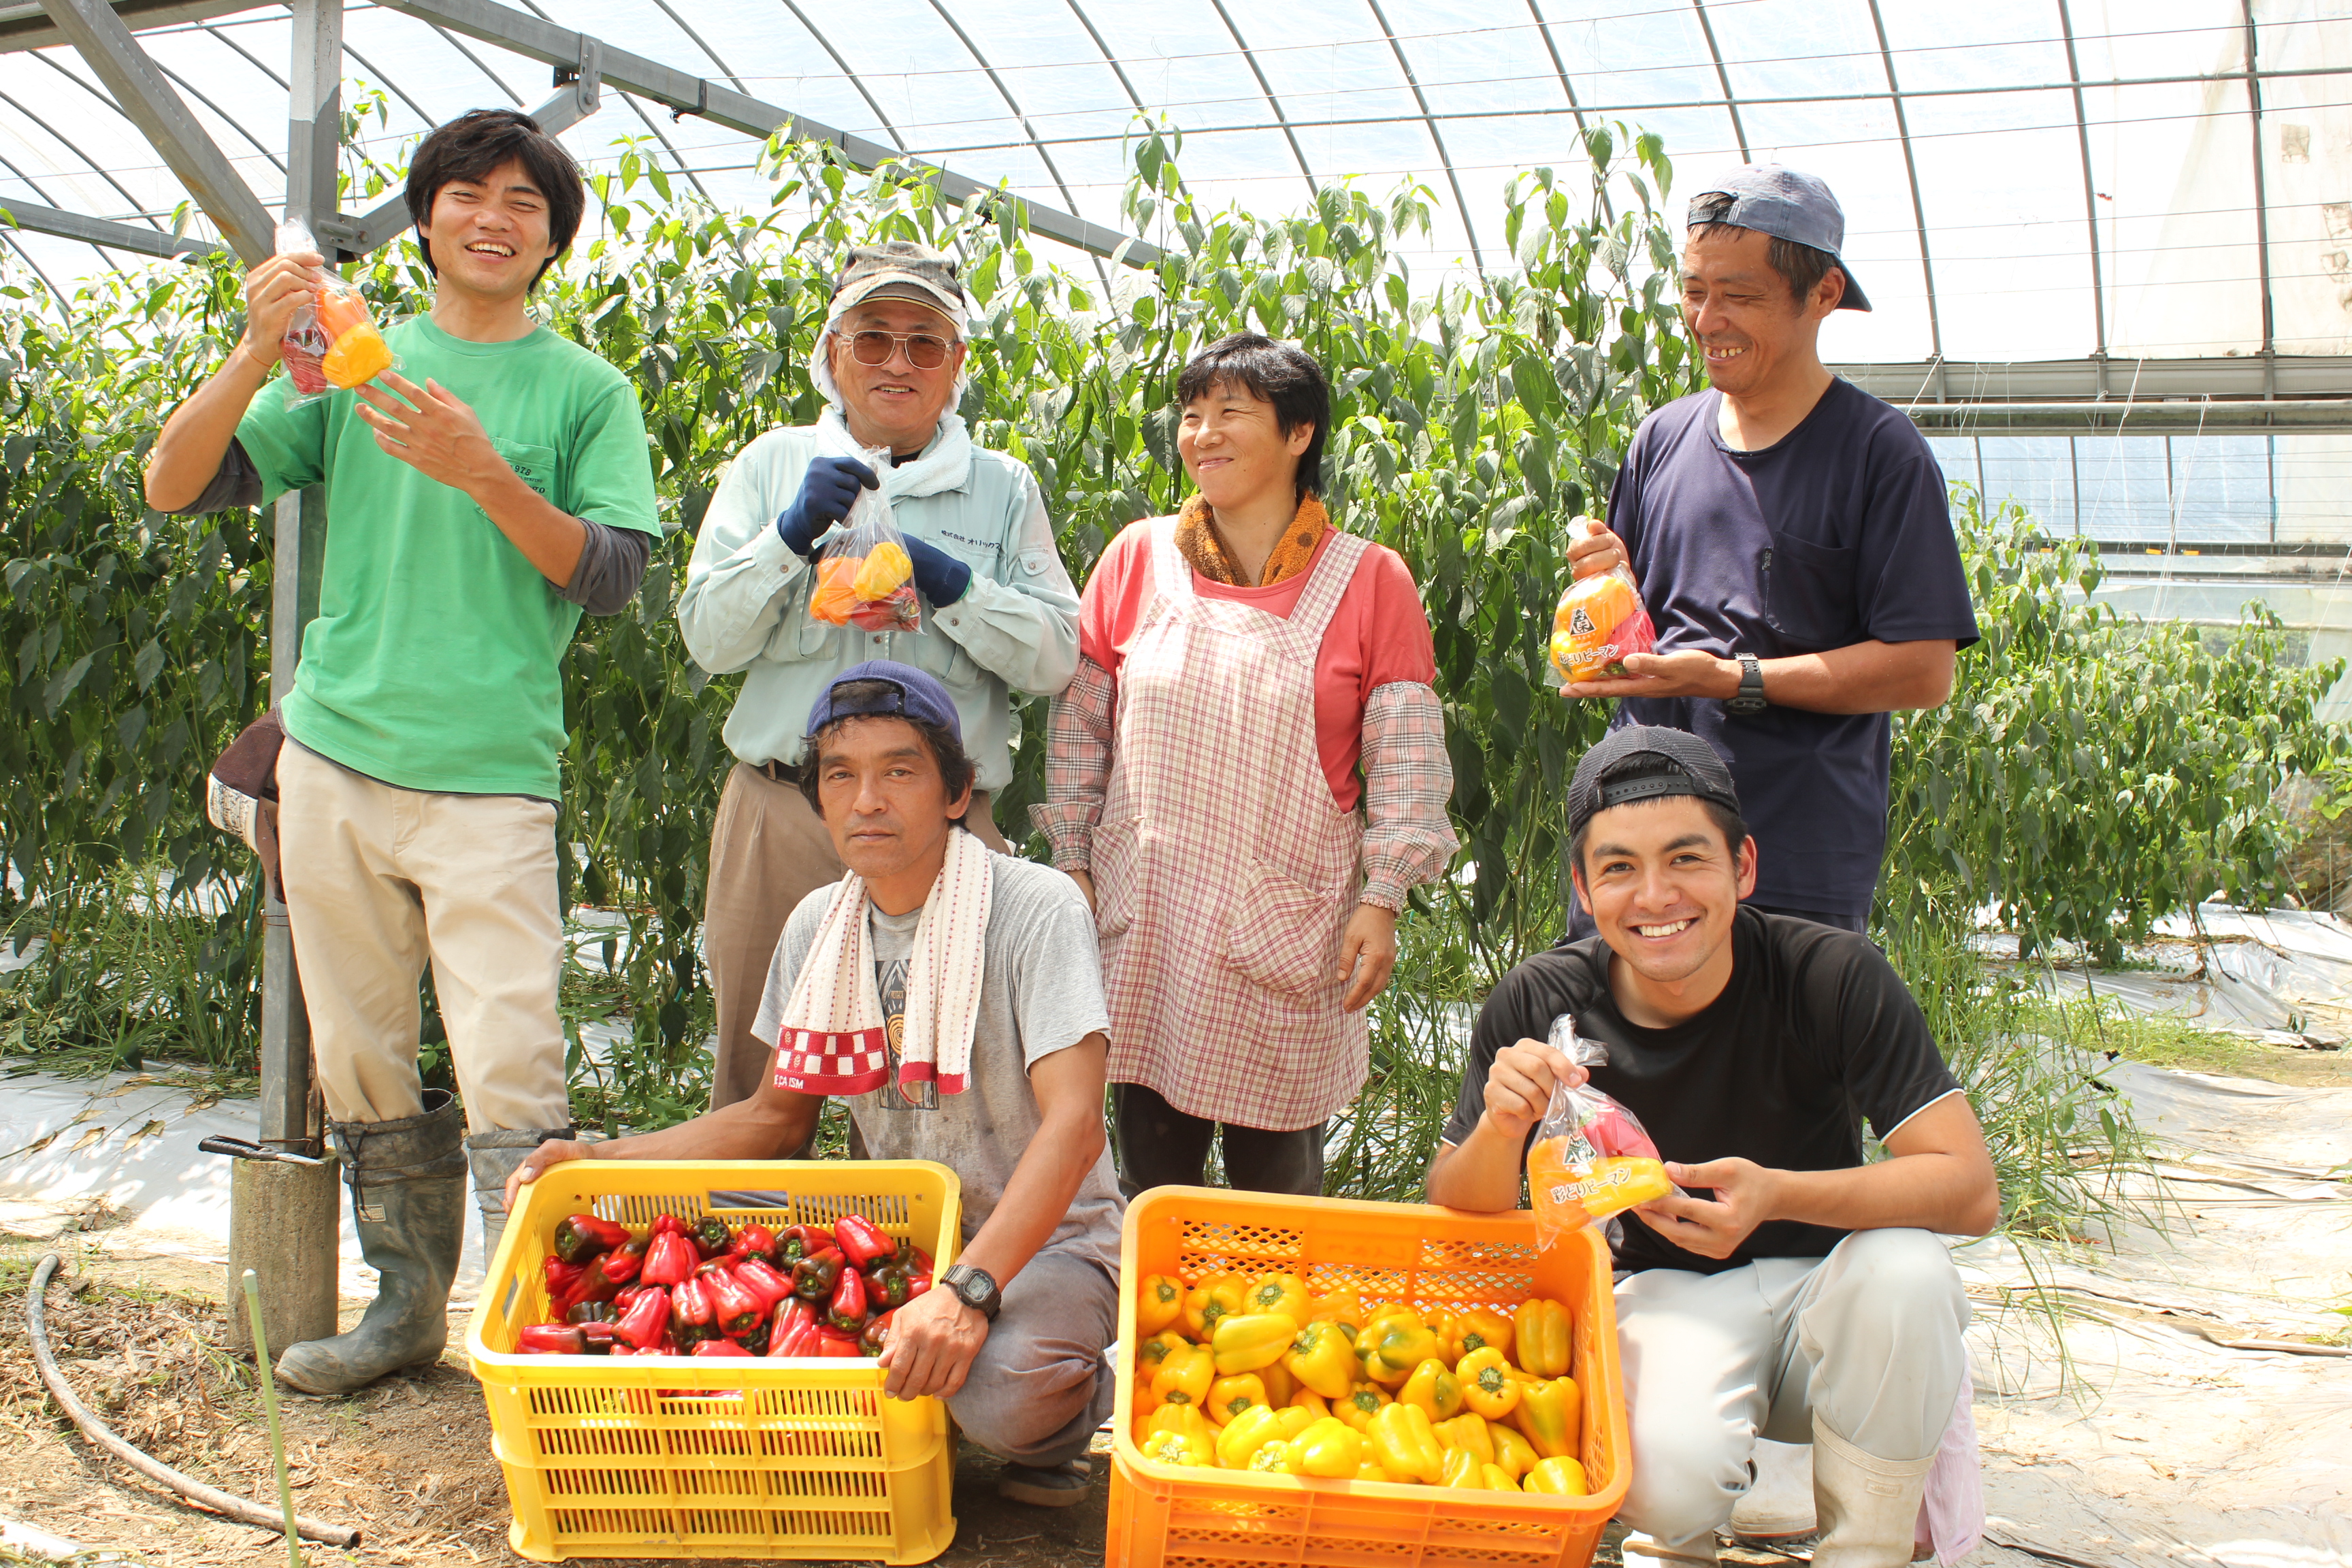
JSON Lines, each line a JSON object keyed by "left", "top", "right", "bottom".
{"left": 708, "top": 1269, "right": 765, "bottom": 1337}
{"left": 690, "top": 1216, "right": 734, "bottom": 1259}
{"left": 779, "top": 1224, "right": 835, "bottom": 1265}
{"left": 615, "top": 1284, "right": 672, "bottom": 1348}
{"left": 566, "top": 1299, "right": 617, "bottom": 1325}
{"left": 859, "top": 1309, "right": 896, "bottom": 1357}
{"left": 519, "top": 1324, "right": 588, "bottom": 1355}
{"left": 731, "top": 1223, "right": 781, "bottom": 1266}
{"left": 834, "top": 1213, "right": 896, "bottom": 1270}
{"left": 791, "top": 1247, "right": 844, "bottom": 1301}
{"left": 551, "top": 1212, "right": 630, "bottom": 1264}
{"left": 815, "top": 1328, "right": 864, "bottom": 1358}
{"left": 827, "top": 1264, "right": 868, "bottom": 1333}
{"left": 577, "top": 1320, "right": 619, "bottom": 1354}
{"left": 863, "top": 1260, "right": 912, "bottom": 1309}
{"left": 672, "top": 1275, "right": 717, "bottom": 1337}
{"left": 768, "top": 1298, "right": 823, "bottom": 1358}
{"left": 651, "top": 1213, "right": 687, "bottom": 1238}
{"left": 693, "top": 1339, "right": 753, "bottom": 1357}
{"left": 734, "top": 1258, "right": 795, "bottom": 1315}
{"left": 551, "top": 1237, "right": 646, "bottom": 1317}
{"left": 544, "top": 1255, "right": 587, "bottom": 1298}
{"left": 641, "top": 1230, "right": 699, "bottom": 1288}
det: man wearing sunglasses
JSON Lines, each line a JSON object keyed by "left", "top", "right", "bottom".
{"left": 681, "top": 241, "right": 1083, "bottom": 1114}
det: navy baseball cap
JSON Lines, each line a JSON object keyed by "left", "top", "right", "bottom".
{"left": 1567, "top": 726, "right": 1743, "bottom": 841}
{"left": 1688, "top": 165, "right": 1872, "bottom": 312}
{"left": 804, "top": 660, "right": 962, "bottom": 740}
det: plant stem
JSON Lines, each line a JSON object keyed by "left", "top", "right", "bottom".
{"left": 238, "top": 1269, "right": 304, "bottom": 1568}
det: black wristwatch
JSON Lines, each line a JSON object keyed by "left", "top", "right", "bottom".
{"left": 1726, "top": 652, "right": 1767, "bottom": 715}
{"left": 940, "top": 1262, "right": 1001, "bottom": 1322}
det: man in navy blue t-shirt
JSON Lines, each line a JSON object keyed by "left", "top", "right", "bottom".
{"left": 1563, "top": 166, "right": 1979, "bottom": 932}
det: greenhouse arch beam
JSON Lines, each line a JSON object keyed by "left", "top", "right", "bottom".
{"left": 36, "top": 0, "right": 273, "bottom": 260}
{"left": 0, "top": 0, "right": 261, "bottom": 52}
{"left": 2055, "top": 0, "right": 2109, "bottom": 374}
{"left": 1523, "top": 0, "right": 1589, "bottom": 136}
{"left": 1864, "top": 0, "right": 1942, "bottom": 380}
{"left": 1687, "top": 0, "right": 1748, "bottom": 162}
{"left": 770, "top": 0, "right": 909, "bottom": 154}
{"left": 916, "top": 0, "right": 1089, "bottom": 229}
{"left": 0, "top": 194, "right": 218, "bottom": 254}
{"left": 1364, "top": 0, "right": 1482, "bottom": 274}
{"left": 1203, "top": 0, "right": 1319, "bottom": 199}
{"left": 368, "top": 0, "right": 1158, "bottom": 263}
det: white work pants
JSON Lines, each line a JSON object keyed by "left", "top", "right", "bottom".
{"left": 1615, "top": 1228, "right": 1968, "bottom": 1544}
{"left": 274, "top": 741, "right": 570, "bottom": 1134}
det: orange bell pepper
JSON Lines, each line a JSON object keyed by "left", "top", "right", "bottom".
{"left": 1206, "top": 1373, "right": 1267, "bottom": 1426}
{"left": 1136, "top": 1274, "right": 1186, "bottom": 1337}
{"left": 1183, "top": 1273, "right": 1247, "bottom": 1339}
{"left": 1306, "top": 1287, "right": 1366, "bottom": 1337}
{"left": 1442, "top": 1308, "right": 1516, "bottom": 1365}
{"left": 1151, "top": 1343, "right": 1214, "bottom": 1408}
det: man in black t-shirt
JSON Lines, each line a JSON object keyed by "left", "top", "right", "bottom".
{"left": 1558, "top": 165, "right": 1978, "bottom": 934}
{"left": 1428, "top": 728, "right": 1997, "bottom": 1568}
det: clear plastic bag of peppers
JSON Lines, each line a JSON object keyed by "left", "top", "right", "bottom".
{"left": 519, "top": 1209, "right": 931, "bottom": 1360}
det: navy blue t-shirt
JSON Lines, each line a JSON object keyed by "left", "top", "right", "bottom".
{"left": 1605, "top": 378, "right": 1979, "bottom": 919}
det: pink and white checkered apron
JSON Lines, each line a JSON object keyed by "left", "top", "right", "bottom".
{"left": 1094, "top": 518, "right": 1371, "bottom": 1131}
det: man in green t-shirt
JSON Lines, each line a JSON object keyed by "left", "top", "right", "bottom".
{"left": 144, "top": 108, "right": 659, "bottom": 1394}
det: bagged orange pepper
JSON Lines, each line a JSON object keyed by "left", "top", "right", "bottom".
{"left": 1550, "top": 519, "right": 1655, "bottom": 684}
{"left": 1528, "top": 1014, "right": 1673, "bottom": 1243}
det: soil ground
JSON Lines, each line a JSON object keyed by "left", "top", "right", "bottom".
{"left": 0, "top": 1243, "right": 1123, "bottom": 1568}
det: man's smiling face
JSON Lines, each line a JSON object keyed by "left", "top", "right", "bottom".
{"left": 1573, "top": 794, "right": 1756, "bottom": 989}
{"left": 421, "top": 156, "right": 559, "bottom": 301}
{"left": 1679, "top": 223, "right": 1838, "bottom": 399}
{"left": 828, "top": 296, "right": 967, "bottom": 453}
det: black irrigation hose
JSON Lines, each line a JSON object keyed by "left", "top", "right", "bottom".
{"left": 23, "top": 1253, "right": 362, "bottom": 1549}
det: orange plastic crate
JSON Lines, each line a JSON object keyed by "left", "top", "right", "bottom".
{"left": 468, "top": 1160, "right": 961, "bottom": 1563}
{"left": 1107, "top": 1186, "right": 1629, "bottom": 1568}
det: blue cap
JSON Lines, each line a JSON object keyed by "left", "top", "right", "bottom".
{"left": 804, "top": 660, "right": 962, "bottom": 740}
{"left": 1688, "top": 165, "right": 1871, "bottom": 312}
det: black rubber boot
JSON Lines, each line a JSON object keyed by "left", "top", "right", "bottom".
{"left": 465, "top": 1126, "right": 574, "bottom": 1267}
{"left": 275, "top": 1090, "right": 466, "bottom": 1395}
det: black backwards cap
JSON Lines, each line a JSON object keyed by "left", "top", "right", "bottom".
{"left": 1567, "top": 726, "right": 1743, "bottom": 842}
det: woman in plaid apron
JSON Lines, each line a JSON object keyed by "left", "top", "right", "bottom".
{"left": 1033, "top": 335, "right": 1458, "bottom": 1195}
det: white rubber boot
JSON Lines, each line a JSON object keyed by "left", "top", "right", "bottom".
{"left": 1811, "top": 1414, "right": 1933, "bottom": 1568}
{"left": 1729, "top": 1439, "right": 1817, "bottom": 1544}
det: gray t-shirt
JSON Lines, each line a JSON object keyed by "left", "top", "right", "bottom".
{"left": 754, "top": 849, "right": 1124, "bottom": 1271}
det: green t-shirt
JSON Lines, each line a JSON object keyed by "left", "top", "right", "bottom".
{"left": 236, "top": 314, "right": 658, "bottom": 798}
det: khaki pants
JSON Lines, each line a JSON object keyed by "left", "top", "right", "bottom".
{"left": 1614, "top": 1228, "right": 1969, "bottom": 1545}
{"left": 274, "top": 742, "right": 570, "bottom": 1133}
{"left": 702, "top": 762, "right": 1007, "bottom": 1110}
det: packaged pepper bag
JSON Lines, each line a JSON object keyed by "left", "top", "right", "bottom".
{"left": 1527, "top": 1013, "right": 1674, "bottom": 1245}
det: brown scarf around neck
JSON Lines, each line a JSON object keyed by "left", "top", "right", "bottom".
{"left": 1175, "top": 493, "right": 1331, "bottom": 587}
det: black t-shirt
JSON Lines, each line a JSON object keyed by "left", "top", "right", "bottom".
{"left": 1607, "top": 380, "right": 1980, "bottom": 919}
{"left": 1441, "top": 908, "right": 1961, "bottom": 1276}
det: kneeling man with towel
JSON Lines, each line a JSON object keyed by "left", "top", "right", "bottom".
{"left": 510, "top": 660, "right": 1121, "bottom": 1507}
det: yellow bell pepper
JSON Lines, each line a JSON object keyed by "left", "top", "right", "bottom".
{"left": 1512, "top": 1375, "right": 1581, "bottom": 1459}
{"left": 1275, "top": 1405, "right": 1316, "bottom": 1439}
{"left": 1457, "top": 1346, "right": 1522, "bottom": 1420}
{"left": 1259, "top": 1360, "right": 1298, "bottom": 1407}
{"left": 1245, "top": 1445, "right": 1290, "bottom": 1472}
{"left": 1284, "top": 1416, "right": 1364, "bottom": 1478}
{"left": 1215, "top": 1404, "right": 1288, "bottom": 1470}
{"left": 1490, "top": 1424, "right": 1539, "bottom": 1480}
{"left": 1367, "top": 1401, "right": 1444, "bottom": 1484}
{"left": 1513, "top": 1298, "right": 1571, "bottom": 1379}
{"left": 1137, "top": 1274, "right": 1187, "bottom": 1337}
{"left": 1306, "top": 1287, "right": 1366, "bottom": 1337}
{"left": 1152, "top": 1343, "right": 1214, "bottom": 1408}
{"left": 1441, "top": 1308, "right": 1516, "bottom": 1365}
{"left": 1289, "top": 1388, "right": 1330, "bottom": 1420}
{"left": 1184, "top": 1273, "right": 1246, "bottom": 1339}
{"left": 1212, "top": 1311, "right": 1300, "bottom": 1375}
{"left": 1440, "top": 1447, "right": 1489, "bottom": 1488}
{"left": 1355, "top": 1458, "right": 1391, "bottom": 1483}
{"left": 1362, "top": 1318, "right": 1439, "bottom": 1387}
{"left": 1145, "top": 1402, "right": 1217, "bottom": 1443}
{"left": 1523, "top": 1456, "right": 1589, "bottom": 1496}
{"left": 1245, "top": 1271, "right": 1309, "bottom": 1322}
{"left": 1434, "top": 1412, "right": 1494, "bottom": 1465}
{"left": 1333, "top": 1383, "right": 1390, "bottom": 1431}
{"left": 1480, "top": 1463, "right": 1522, "bottom": 1492}
{"left": 1283, "top": 1318, "right": 1359, "bottom": 1400}
{"left": 1141, "top": 1427, "right": 1215, "bottom": 1467}
{"left": 1207, "top": 1373, "right": 1267, "bottom": 1426}
{"left": 1399, "top": 1356, "right": 1463, "bottom": 1422}
{"left": 1137, "top": 1329, "right": 1191, "bottom": 1373}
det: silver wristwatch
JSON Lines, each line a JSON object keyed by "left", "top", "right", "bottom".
{"left": 1726, "top": 652, "right": 1767, "bottom": 715}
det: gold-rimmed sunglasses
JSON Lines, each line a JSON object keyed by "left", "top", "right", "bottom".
{"left": 843, "top": 328, "right": 957, "bottom": 370}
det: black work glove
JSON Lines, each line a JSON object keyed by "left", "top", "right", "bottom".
{"left": 902, "top": 536, "right": 973, "bottom": 606}
{"left": 775, "top": 455, "right": 879, "bottom": 557}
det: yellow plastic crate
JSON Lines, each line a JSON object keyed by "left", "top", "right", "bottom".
{"left": 1107, "top": 1186, "right": 1630, "bottom": 1568}
{"left": 469, "top": 1159, "right": 962, "bottom": 1563}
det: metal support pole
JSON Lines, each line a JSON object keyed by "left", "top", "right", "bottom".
{"left": 230, "top": 0, "right": 340, "bottom": 1362}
